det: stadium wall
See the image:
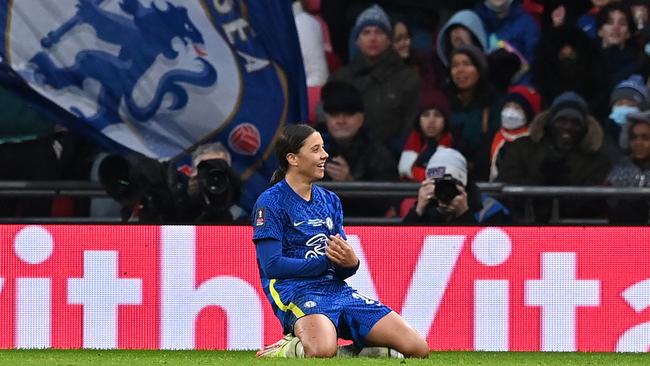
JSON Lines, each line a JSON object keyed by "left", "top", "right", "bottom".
{"left": 0, "top": 225, "right": 648, "bottom": 352}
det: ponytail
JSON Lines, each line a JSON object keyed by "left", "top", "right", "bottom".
{"left": 270, "top": 166, "right": 287, "bottom": 185}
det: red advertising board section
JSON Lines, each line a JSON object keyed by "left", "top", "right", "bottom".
{"left": 1, "top": 225, "right": 649, "bottom": 352}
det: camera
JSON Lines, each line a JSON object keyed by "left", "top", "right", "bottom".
{"left": 193, "top": 158, "right": 241, "bottom": 212}
{"left": 434, "top": 176, "right": 460, "bottom": 204}
{"left": 98, "top": 153, "right": 178, "bottom": 222}
{"left": 98, "top": 154, "right": 240, "bottom": 223}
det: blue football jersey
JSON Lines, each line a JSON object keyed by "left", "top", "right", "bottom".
{"left": 252, "top": 179, "right": 347, "bottom": 295}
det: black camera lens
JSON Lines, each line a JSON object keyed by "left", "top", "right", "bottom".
{"left": 434, "top": 177, "right": 460, "bottom": 204}
{"left": 197, "top": 159, "right": 230, "bottom": 196}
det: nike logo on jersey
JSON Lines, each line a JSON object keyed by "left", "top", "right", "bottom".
{"left": 293, "top": 221, "right": 305, "bottom": 227}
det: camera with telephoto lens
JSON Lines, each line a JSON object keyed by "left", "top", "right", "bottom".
{"left": 433, "top": 176, "right": 460, "bottom": 205}
{"left": 195, "top": 158, "right": 240, "bottom": 207}
{"left": 98, "top": 154, "right": 240, "bottom": 223}
{"left": 98, "top": 153, "right": 178, "bottom": 222}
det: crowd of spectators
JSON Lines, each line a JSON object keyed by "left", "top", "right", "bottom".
{"left": 3, "top": 0, "right": 650, "bottom": 224}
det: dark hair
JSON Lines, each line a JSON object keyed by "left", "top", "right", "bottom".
{"left": 270, "top": 124, "right": 317, "bottom": 184}
{"left": 595, "top": 2, "right": 636, "bottom": 42}
{"left": 445, "top": 46, "right": 497, "bottom": 108}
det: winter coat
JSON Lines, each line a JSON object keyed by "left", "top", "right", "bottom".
{"left": 606, "top": 157, "right": 650, "bottom": 223}
{"left": 398, "top": 129, "right": 453, "bottom": 181}
{"left": 319, "top": 126, "right": 399, "bottom": 217}
{"left": 474, "top": 0, "right": 541, "bottom": 65}
{"left": 329, "top": 49, "right": 421, "bottom": 158}
{"left": 436, "top": 10, "right": 488, "bottom": 67}
{"left": 448, "top": 96, "right": 502, "bottom": 182}
{"left": 496, "top": 110, "right": 612, "bottom": 222}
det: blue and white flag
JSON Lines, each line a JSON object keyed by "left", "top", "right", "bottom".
{"left": 0, "top": 0, "right": 307, "bottom": 210}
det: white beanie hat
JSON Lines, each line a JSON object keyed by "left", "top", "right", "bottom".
{"left": 425, "top": 147, "right": 468, "bottom": 185}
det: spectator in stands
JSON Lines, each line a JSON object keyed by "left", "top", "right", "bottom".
{"left": 579, "top": 0, "right": 615, "bottom": 38}
{"left": 403, "top": 146, "right": 510, "bottom": 224}
{"left": 445, "top": 44, "right": 501, "bottom": 181}
{"left": 596, "top": 2, "right": 642, "bottom": 87}
{"left": 393, "top": 17, "right": 449, "bottom": 114}
{"left": 489, "top": 84, "right": 542, "bottom": 181}
{"left": 435, "top": 10, "right": 488, "bottom": 70}
{"left": 329, "top": 4, "right": 421, "bottom": 159}
{"left": 292, "top": 0, "right": 329, "bottom": 87}
{"left": 496, "top": 91, "right": 612, "bottom": 222}
{"left": 531, "top": 25, "right": 610, "bottom": 120}
{"left": 604, "top": 74, "right": 649, "bottom": 152}
{"left": 398, "top": 99, "right": 453, "bottom": 182}
{"left": 0, "top": 85, "right": 59, "bottom": 217}
{"left": 538, "top": 1, "right": 591, "bottom": 31}
{"left": 474, "top": 0, "right": 541, "bottom": 68}
{"left": 606, "top": 110, "right": 650, "bottom": 223}
{"left": 185, "top": 142, "right": 243, "bottom": 223}
{"left": 317, "top": 81, "right": 398, "bottom": 217}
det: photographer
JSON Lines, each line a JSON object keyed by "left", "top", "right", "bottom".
{"left": 185, "top": 142, "right": 242, "bottom": 223}
{"left": 403, "top": 147, "right": 510, "bottom": 224}
{"left": 98, "top": 142, "right": 241, "bottom": 223}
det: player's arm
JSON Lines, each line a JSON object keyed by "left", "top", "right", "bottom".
{"left": 255, "top": 238, "right": 329, "bottom": 279}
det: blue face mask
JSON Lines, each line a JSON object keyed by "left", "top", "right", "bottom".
{"left": 609, "top": 105, "right": 640, "bottom": 125}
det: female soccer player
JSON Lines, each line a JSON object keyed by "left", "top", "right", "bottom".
{"left": 252, "top": 124, "right": 429, "bottom": 358}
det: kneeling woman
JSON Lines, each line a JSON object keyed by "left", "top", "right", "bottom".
{"left": 252, "top": 124, "right": 429, "bottom": 358}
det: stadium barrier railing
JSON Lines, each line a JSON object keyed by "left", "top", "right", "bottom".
{"left": 1, "top": 180, "right": 650, "bottom": 224}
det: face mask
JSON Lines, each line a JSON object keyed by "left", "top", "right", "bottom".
{"left": 501, "top": 107, "right": 527, "bottom": 129}
{"left": 484, "top": 0, "right": 513, "bottom": 13}
{"left": 609, "top": 105, "right": 640, "bottom": 125}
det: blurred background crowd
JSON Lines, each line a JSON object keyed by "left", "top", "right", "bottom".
{"left": 3, "top": 0, "right": 650, "bottom": 224}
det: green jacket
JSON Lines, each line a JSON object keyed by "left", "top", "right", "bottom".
{"left": 329, "top": 49, "right": 421, "bottom": 152}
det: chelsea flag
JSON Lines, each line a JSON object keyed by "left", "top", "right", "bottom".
{"left": 0, "top": 0, "right": 308, "bottom": 210}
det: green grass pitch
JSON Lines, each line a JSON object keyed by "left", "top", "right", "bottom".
{"left": 0, "top": 350, "right": 648, "bottom": 365}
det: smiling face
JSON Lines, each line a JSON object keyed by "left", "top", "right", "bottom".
{"left": 551, "top": 115, "right": 587, "bottom": 150}
{"left": 598, "top": 10, "right": 630, "bottom": 48}
{"left": 392, "top": 22, "right": 411, "bottom": 59}
{"left": 288, "top": 132, "right": 329, "bottom": 182}
{"left": 450, "top": 53, "right": 480, "bottom": 91}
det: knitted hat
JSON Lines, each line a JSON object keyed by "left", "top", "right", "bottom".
{"left": 426, "top": 147, "right": 468, "bottom": 185}
{"left": 610, "top": 74, "right": 649, "bottom": 109}
{"left": 503, "top": 85, "right": 541, "bottom": 121}
{"left": 450, "top": 43, "right": 488, "bottom": 75}
{"left": 321, "top": 81, "right": 364, "bottom": 114}
{"left": 351, "top": 4, "right": 392, "bottom": 42}
{"left": 549, "top": 91, "right": 589, "bottom": 124}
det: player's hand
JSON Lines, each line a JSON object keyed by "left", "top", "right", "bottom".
{"left": 326, "top": 234, "right": 359, "bottom": 268}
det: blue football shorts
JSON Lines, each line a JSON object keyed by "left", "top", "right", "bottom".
{"left": 271, "top": 280, "right": 392, "bottom": 347}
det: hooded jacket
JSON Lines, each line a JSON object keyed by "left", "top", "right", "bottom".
{"left": 496, "top": 110, "right": 612, "bottom": 222}
{"left": 435, "top": 10, "right": 488, "bottom": 67}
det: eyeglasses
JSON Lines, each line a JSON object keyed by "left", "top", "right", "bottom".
{"left": 393, "top": 34, "right": 411, "bottom": 44}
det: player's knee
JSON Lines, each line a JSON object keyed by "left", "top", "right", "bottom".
{"left": 302, "top": 341, "right": 337, "bottom": 358}
{"left": 402, "top": 338, "right": 429, "bottom": 358}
